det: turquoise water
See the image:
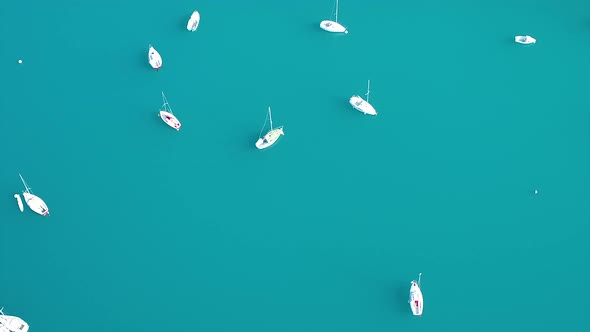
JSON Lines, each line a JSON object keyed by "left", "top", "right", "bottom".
{"left": 1, "top": 0, "right": 590, "bottom": 331}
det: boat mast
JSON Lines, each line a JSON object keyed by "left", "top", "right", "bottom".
{"left": 258, "top": 109, "right": 269, "bottom": 138}
{"left": 418, "top": 273, "right": 422, "bottom": 287}
{"left": 18, "top": 174, "right": 30, "bottom": 193}
{"left": 161, "top": 91, "right": 171, "bottom": 113}
{"left": 366, "top": 80, "right": 371, "bottom": 103}
{"left": 268, "top": 107, "right": 274, "bottom": 130}
{"left": 335, "top": 0, "right": 339, "bottom": 23}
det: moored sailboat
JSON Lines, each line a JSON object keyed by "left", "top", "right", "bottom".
{"left": 148, "top": 44, "right": 162, "bottom": 70}
{"left": 320, "top": 0, "right": 348, "bottom": 34}
{"left": 18, "top": 174, "right": 49, "bottom": 216}
{"left": 158, "top": 92, "right": 181, "bottom": 131}
{"left": 409, "top": 273, "right": 424, "bottom": 316}
{"left": 187, "top": 11, "right": 201, "bottom": 32}
{"left": 349, "top": 80, "right": 377, "bottom": 115}
{"left": 255, "top": 107, "right": 284, "bottom": 149}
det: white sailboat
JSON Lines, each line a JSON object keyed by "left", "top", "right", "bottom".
{"left": 187, "top": 11, "right": 201, "bottom": 32}
{"left": 320, "top": 0, "right": 348, "bottom": 34}
{"left": 255, "top": 107, "right": 284, "bottom": 150}
{"left": 0, "top": 308, "right": 30, "bottom": 332}
{"left": 13, "top": 194, "right": 23, "bottom": 212}
{"left": 409, "top": 273, "right": 424, "bottom": 316}
{"left": 349, "top": 80, "right": 377, "bottom": 116}
{"left": 18, "top": 174, "right": 49, "bottom": 216}
{"left": 158, "top": 92, "right": 181, "bottom": 131}
{"left": 515, "top": 35, "right": 536, "bottom": 45}
{"left": 148, "top": 44, "right": 162, "bottom": 70}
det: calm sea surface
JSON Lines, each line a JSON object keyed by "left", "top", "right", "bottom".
{"left": 1, "top": 0, "right": 590, "bottom": 331}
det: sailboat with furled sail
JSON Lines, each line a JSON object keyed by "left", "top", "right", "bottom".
{"left": 255, "top": 107, "right": 284, "bottom": 150}
{"left": 148, "top": 44, "right": 162, "bottom": 70}
{"left": 158, "top": 91, "right": 181, "bottom": 131}
{"left": 187, "top": 10, "right": 201, "bottom": 32}
{"left": 320, "top": 0, "right": 348, "bottom": 34}
{"left": 18, "top": 174, "right": 49, "bottom": 216}
{"left": 409, "top": 273, "right": 424, "bottom": 316}
{"left": 350, "top": 79, "right": 377, "bottom": 116}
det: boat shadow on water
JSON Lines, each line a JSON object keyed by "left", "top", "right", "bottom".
{"left": 179, "top": 17, "right": 190, "bottom": 32}
{"left": 209, "top": 128, "right": 270, "bottom": 153}
{"left": 208, "top": 125, "right": 256, "bottom": 151}
{"left": 155, "top": 117, "right": 172, "bottom": 131}
{"left": 308, "top": 22, "right": 322, "bottom": 33}
{"left": 140, "top": 51, "right": 153, "bottom": 71}
{"left": 386, "top": 284, "right": 412, "bottom": 315}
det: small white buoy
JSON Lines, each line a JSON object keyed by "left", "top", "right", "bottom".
{"left": 534, "top": 190, "right": 538, "bottom": 194}
{"left": 18, "top": 59, "right": 22, "bottom": 64}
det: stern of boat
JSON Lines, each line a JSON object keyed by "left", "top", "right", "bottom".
{"left": 349, "top": 96, "right": 361, "bottom": 107}
{"left": 4, "top": 317, "right": 29, "bottom": 332}
{"left": 255, "top": 138, "right": 266, "bottom": 149}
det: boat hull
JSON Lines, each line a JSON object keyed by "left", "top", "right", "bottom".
{"left": 256, "top": 127, "right": 284, "bottom": 149}
{"left": 187, "top": 11, "right": 200, "bottom": 31}
{"left": 320, "top": 20, "right": 348, "bottom": 33}
{"left": 515, "top": 35, "right": 536, "bottom": 44}
{"left": 0, "top": 314, "right": 29, "bottom": 332}
{"left": 148, "top": 45, "right": 162, "bottom": 70}
{"left": 349, "top": 96, "right": 377, "bottom": 115}
{"left": 14, "top": 194, "right": 24, "bottom": 212}
{"left": 159, "top": 111, "right": 181, "bottom": 130}
{"left": 409, "top": 282, "right": 423, "bottom": 316}
{"left": 23, "top": 192, "right": 49, "bottom": 216}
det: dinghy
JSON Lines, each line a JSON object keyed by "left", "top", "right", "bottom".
{"left": 18, "top": 174, "right": 49, "bottom": 216}
{"left": 14, "top": 194, "right": 23, "bottom": 212}
{"left": 158, "top": 92, "right": 181, "bottom": 130}
{"left": 187, "top": 11, "right": 201, "bottom": 32}
{"left": 515, "top": 35, "right": 536, "bottom": 45}
{"left": 320, "top": 0, "right": 348, "bottom": 34}
{"left": 0, "top": 308, "right": 29, "bottom": 332}
{"left": 255, "top": 107, "right": 284, "bottom": 150}
{"left": 409, "top": 273, "right": 424, "bottom": 316}
{"left": 148, "top": 44, "right": 162, "bottom": 70}
{"left": 349, "top": 80, "right": 377, "bottom": 115}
